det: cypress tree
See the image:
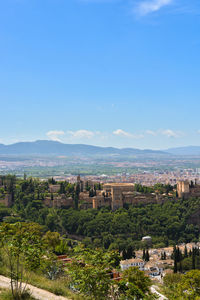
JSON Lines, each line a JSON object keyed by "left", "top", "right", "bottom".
{"left": 192, "top": 249, "right": 196, "bottom": 270}
{"left": 145, "top": 250, "right": 150, "bottom": 262}
{"left": 184, "top": 246, "right": 188, "bottom": 258}
{"left": 142, "top": 249, "right": 146, "bottom": 260}
{"left": 122, "top": 249, "right": 127, "bottom": 260}
{"left": 126, "top": 246, "right": 133, "bottom": 259}
{"left": 171, "top": 245, "right": 176, "bottom": 260}
{"left": 76, "top": 183, "right": 80, "bottom": 197}
{"left": 94, "top": 186, "right": 97, "bottom": 196}
{"left": 177, "top": 247, "right": 180, "bottom": 262}
{"left": 179, "top": 260, "right": 183, "bottom": 273}
{"left": 174, "top": 253, "right": 178, "bottom": 273}
{"left": 179, "top": 250, "right": 183, "bottom": 263}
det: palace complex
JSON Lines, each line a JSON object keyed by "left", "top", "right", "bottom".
{"left": 1, "top": 176, "right": 200, "bottom": 210}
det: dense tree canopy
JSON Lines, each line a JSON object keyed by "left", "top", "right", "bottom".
{"left": 0, "top": 175, "right": 200, "bottom": 251}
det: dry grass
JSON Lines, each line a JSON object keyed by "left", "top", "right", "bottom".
{"left": 0, "top": 288, "right": 36, "bottom": 300}
{"left": 26, "top": 271, "right": 84, "bottom": 300}
{"left": 0, "top": 263, "right": 84, "bottom": 300}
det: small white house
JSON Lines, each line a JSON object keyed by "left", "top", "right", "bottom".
{"left": 144, "top": 263, "right": 164, "bottom": 277}
{"left": 142, "top": 236, "right": 152, "bottom": 244}
{"left": 148, "top": 267, "right": 160, "bottom": 277}
{"left": 120, "top": 258, "right": 145, "bottom": 271}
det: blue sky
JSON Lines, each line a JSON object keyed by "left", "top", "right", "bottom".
{"left": 0, "top": 0, "right": 199, "bottom": 149}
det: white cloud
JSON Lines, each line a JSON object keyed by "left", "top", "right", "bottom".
{"left": 46, "top": 128, "right": 184, "bottom": 143}
{"left": 161, "top": 129, "right": 182, "bottom": 138}
{"left": 136, "top": 0, "right": 173, "bottom": 15}
{"left": 146, "top": 130, "right": 157, "bottom": 136}
{"left": 113, "top": 129, "right": 133, "bottom": 137}
{"left": 145, "top": 129, "right": 184, "bottom": 138}
{"left": 113, "top": 129, "right": 144, "bottom": 139}
{"left": 80, "top": 0, "right": 196, "bottom": 18}
{"left": 67, "top": 129, "right": 95, "bottom": 139}
{"left": 46, "top": 130, "right": 65, "bottom": 142}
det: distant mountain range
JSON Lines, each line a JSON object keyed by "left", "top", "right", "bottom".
{"left": 0, "top": 140, "right": 200, "bottom": 157}
{"left": 166, "top": 146, "right": 200, "bottom": 156}
{"left": 0, "top": 140, "right": 166, "bottom": 157}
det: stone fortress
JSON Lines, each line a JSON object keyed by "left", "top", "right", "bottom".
{"left": 44, "top": 184, "right": 74, "bottom": 208}
{"left": 79, "top": 180, "right": 171, "bottom": 210}
{"left": 1, "top": 175, "right": 200, "bottom": 209}
{"left": 177, "top": 179, "right": 200, "bottom": 199}
{"left": 79, "top": 177, "right": 200, "bottom": 210}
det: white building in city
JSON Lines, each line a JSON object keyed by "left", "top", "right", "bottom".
{"left": 120, "top": 258, "right": 145, "bottom": 271}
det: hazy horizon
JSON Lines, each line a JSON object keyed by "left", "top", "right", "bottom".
{"left": 0, "top": 139, "right": 200, "bottom": 152}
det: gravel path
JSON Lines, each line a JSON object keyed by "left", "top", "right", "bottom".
{"left": 0, "top": 275, "right": 70, "bottom": 300}
{"left": 151, "top": 285, "right": 168, "bottom": 300}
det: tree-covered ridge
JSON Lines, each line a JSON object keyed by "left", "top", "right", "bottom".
{"left": 1, "top": 175, "right": 200, "bottom": 299}
{"left": 60, "top": 197, "right": 200, "bottom": 250}
{"left": 0, "top": 175, "right": 199, "bottom": 251}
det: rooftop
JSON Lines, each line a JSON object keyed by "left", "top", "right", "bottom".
{"left": 104, "top": 183, "right": 135, "bottom": 187}
{"left": 120, "top": 258, "right": 144, "bottom": 265}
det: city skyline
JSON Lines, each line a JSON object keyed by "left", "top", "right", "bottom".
{"left": 0, "top": 0, "right": 200, "bottom": 149}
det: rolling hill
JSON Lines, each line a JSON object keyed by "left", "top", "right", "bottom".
{"left": 0, "top": 140, "right": 167, "bottom": 157}
{"left": 166, "top": 146, "right": 200, "bottom": 156}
